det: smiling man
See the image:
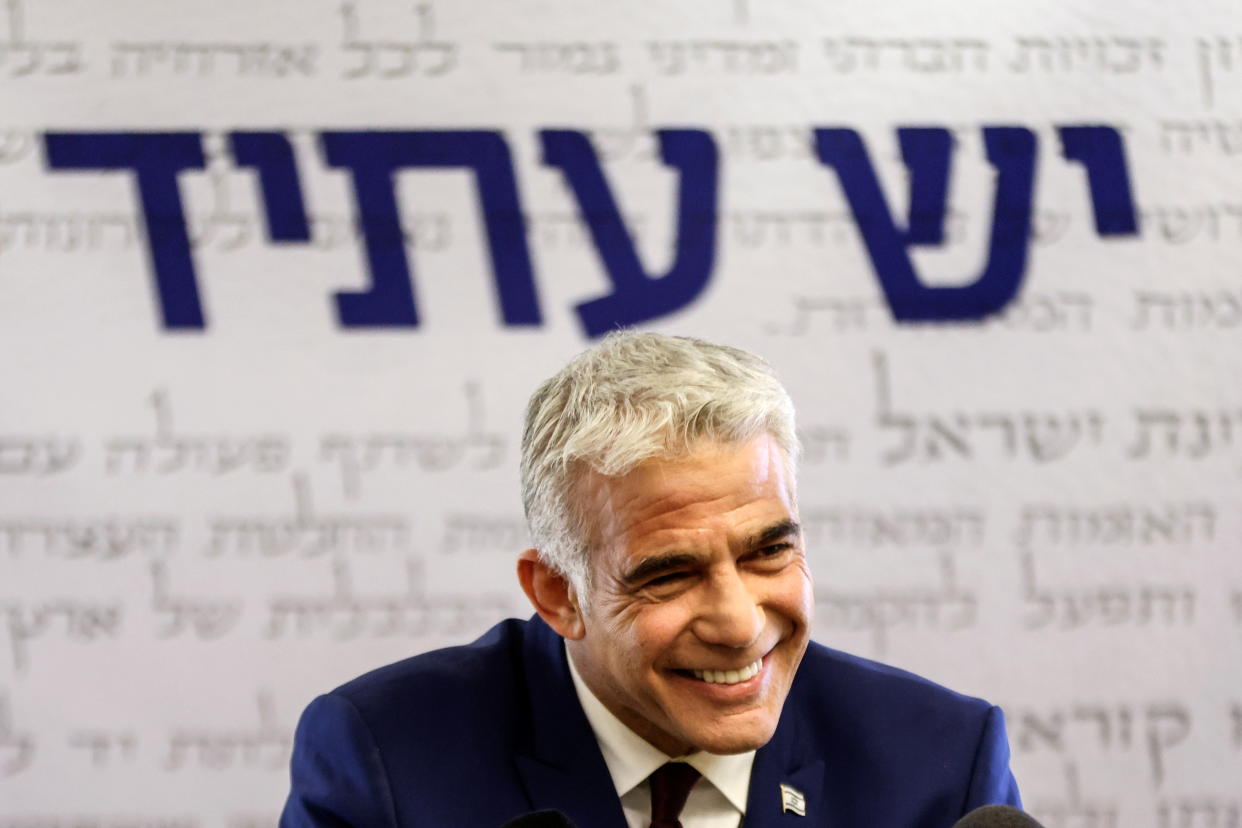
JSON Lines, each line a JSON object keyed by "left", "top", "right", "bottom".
{"left": 526, "top": 432, "right": 811, "bottom": 762}
{"left": 282, "top": 333, "right": 1022, "bottom": 828}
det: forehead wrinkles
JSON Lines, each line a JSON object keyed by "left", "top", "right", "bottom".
{"left": 622, "top": 491, "right": 755, "bottom": 541}
{"left": 577, "top": 437, "right": 796, "bottom": 548}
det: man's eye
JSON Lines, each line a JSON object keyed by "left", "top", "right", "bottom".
{"left": 645, "top": 572, "right": 688, "bottom": 588}
{"left": 752, "top": 543, "right": 793, "bottom": 563}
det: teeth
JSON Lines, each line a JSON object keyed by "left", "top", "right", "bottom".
{"left": 691, "top": 659, "right": 762, "bottom": 685}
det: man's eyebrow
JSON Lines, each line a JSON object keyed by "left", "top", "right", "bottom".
{"left": 748, "top": 519, "right": 802, "bottom": 548}
{"left": 621, "top": 552, "right": 700, "bottom": 585}
{"left": 620, "top": 521, "right": 801, "bottom": 584}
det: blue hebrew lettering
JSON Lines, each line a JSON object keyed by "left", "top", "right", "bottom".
{"left": 44, "top": 132, "right": 207, "bottom": 329}
{"left": 540, "top": 129, "right": 718, "bottom": 337}
{"left": 899, "top": 128, "right": 954, "bottom": 245}
{"left": 1058, "top": 126, "right": 1139, "bottom": 236}
{"left": 320, "top": 130, "right": 540, "bottom": 328}
{"left": 815, "top": 127, "right": 1038, "bottom": 322}
{"left": 229, "top": 132, "right": 311, "bottom": 242}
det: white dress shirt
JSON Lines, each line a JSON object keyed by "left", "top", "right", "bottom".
{"left": 566, "top": 645, "right": 754, "bottom": 828}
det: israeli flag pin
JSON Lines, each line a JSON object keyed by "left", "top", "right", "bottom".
{"left": 779, "top": 783, "right": 806, "bottom": 816}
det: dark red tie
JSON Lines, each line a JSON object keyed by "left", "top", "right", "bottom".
{"left": 648, "top": 762, "right": 701, "bottom": 828}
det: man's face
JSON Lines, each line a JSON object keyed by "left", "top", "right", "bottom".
{"left": 566, "top": 433, "right": 813, "bottom": 757}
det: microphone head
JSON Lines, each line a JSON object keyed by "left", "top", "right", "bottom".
{"left": 953, "top": 805, "right": 1046, "bottom": 828}
{"left": 500, "top": 810, "right": 578, "bottom": 828}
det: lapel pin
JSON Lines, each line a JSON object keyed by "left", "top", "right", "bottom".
{"left": 779, "top": 783, "right": 806, "bottom": 817}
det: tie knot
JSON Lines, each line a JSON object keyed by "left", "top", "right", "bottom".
{"left": 648, "top": 762, "right": 701, "bottom": 828}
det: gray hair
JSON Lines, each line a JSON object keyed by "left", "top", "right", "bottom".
{"left": 520, "top": 331, "right": 799, "bottom": 593}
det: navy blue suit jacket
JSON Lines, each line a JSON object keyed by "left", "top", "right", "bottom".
{"left": 281, "top": 616, "right": 1020, "bottom": 827}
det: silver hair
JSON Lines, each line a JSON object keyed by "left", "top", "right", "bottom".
{"left": 520, "top": 331, "right": 799, "bottom": 593}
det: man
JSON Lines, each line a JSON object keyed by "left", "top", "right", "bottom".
{"left": 281, "top": 332, "right": 1021, "bottom": 827}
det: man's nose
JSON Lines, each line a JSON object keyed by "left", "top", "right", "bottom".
{"left": 692, "top": 568, "right": 764, "bottom": 649}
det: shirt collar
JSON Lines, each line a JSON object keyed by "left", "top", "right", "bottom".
{"left": 565, "top": 642, "right": 755, "bottom": 814}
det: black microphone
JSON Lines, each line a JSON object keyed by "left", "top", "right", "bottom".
{"left": 952, "top": 805, "right": 1045, "bottom": 827}
{"left": 500, "top": 810, "right": 578, "bottom": 828}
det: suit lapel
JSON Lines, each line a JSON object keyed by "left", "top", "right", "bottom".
{"left": 743, "top": 689, "right": 828, "bottom": 828}
{"left": 513, "top": 617, "right": 629, "bottom": 828}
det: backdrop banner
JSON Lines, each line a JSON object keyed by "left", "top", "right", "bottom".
{"left": 1, "top": 2, "right": 1239, "bottom": 826}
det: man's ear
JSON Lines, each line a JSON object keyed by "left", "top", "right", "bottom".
{"left": 516, "top": 549, "right": 585, "bottom": 640}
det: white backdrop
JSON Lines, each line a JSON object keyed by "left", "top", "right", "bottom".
{"left": 1, "top": 1, "right": 1240, "bottom": 826}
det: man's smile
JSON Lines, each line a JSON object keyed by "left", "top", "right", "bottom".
{"left": 665, "top": 653, "right": 777, "bottom": 705}
{"left": 689, "top": 659, "right": 762, "bottom": 684}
